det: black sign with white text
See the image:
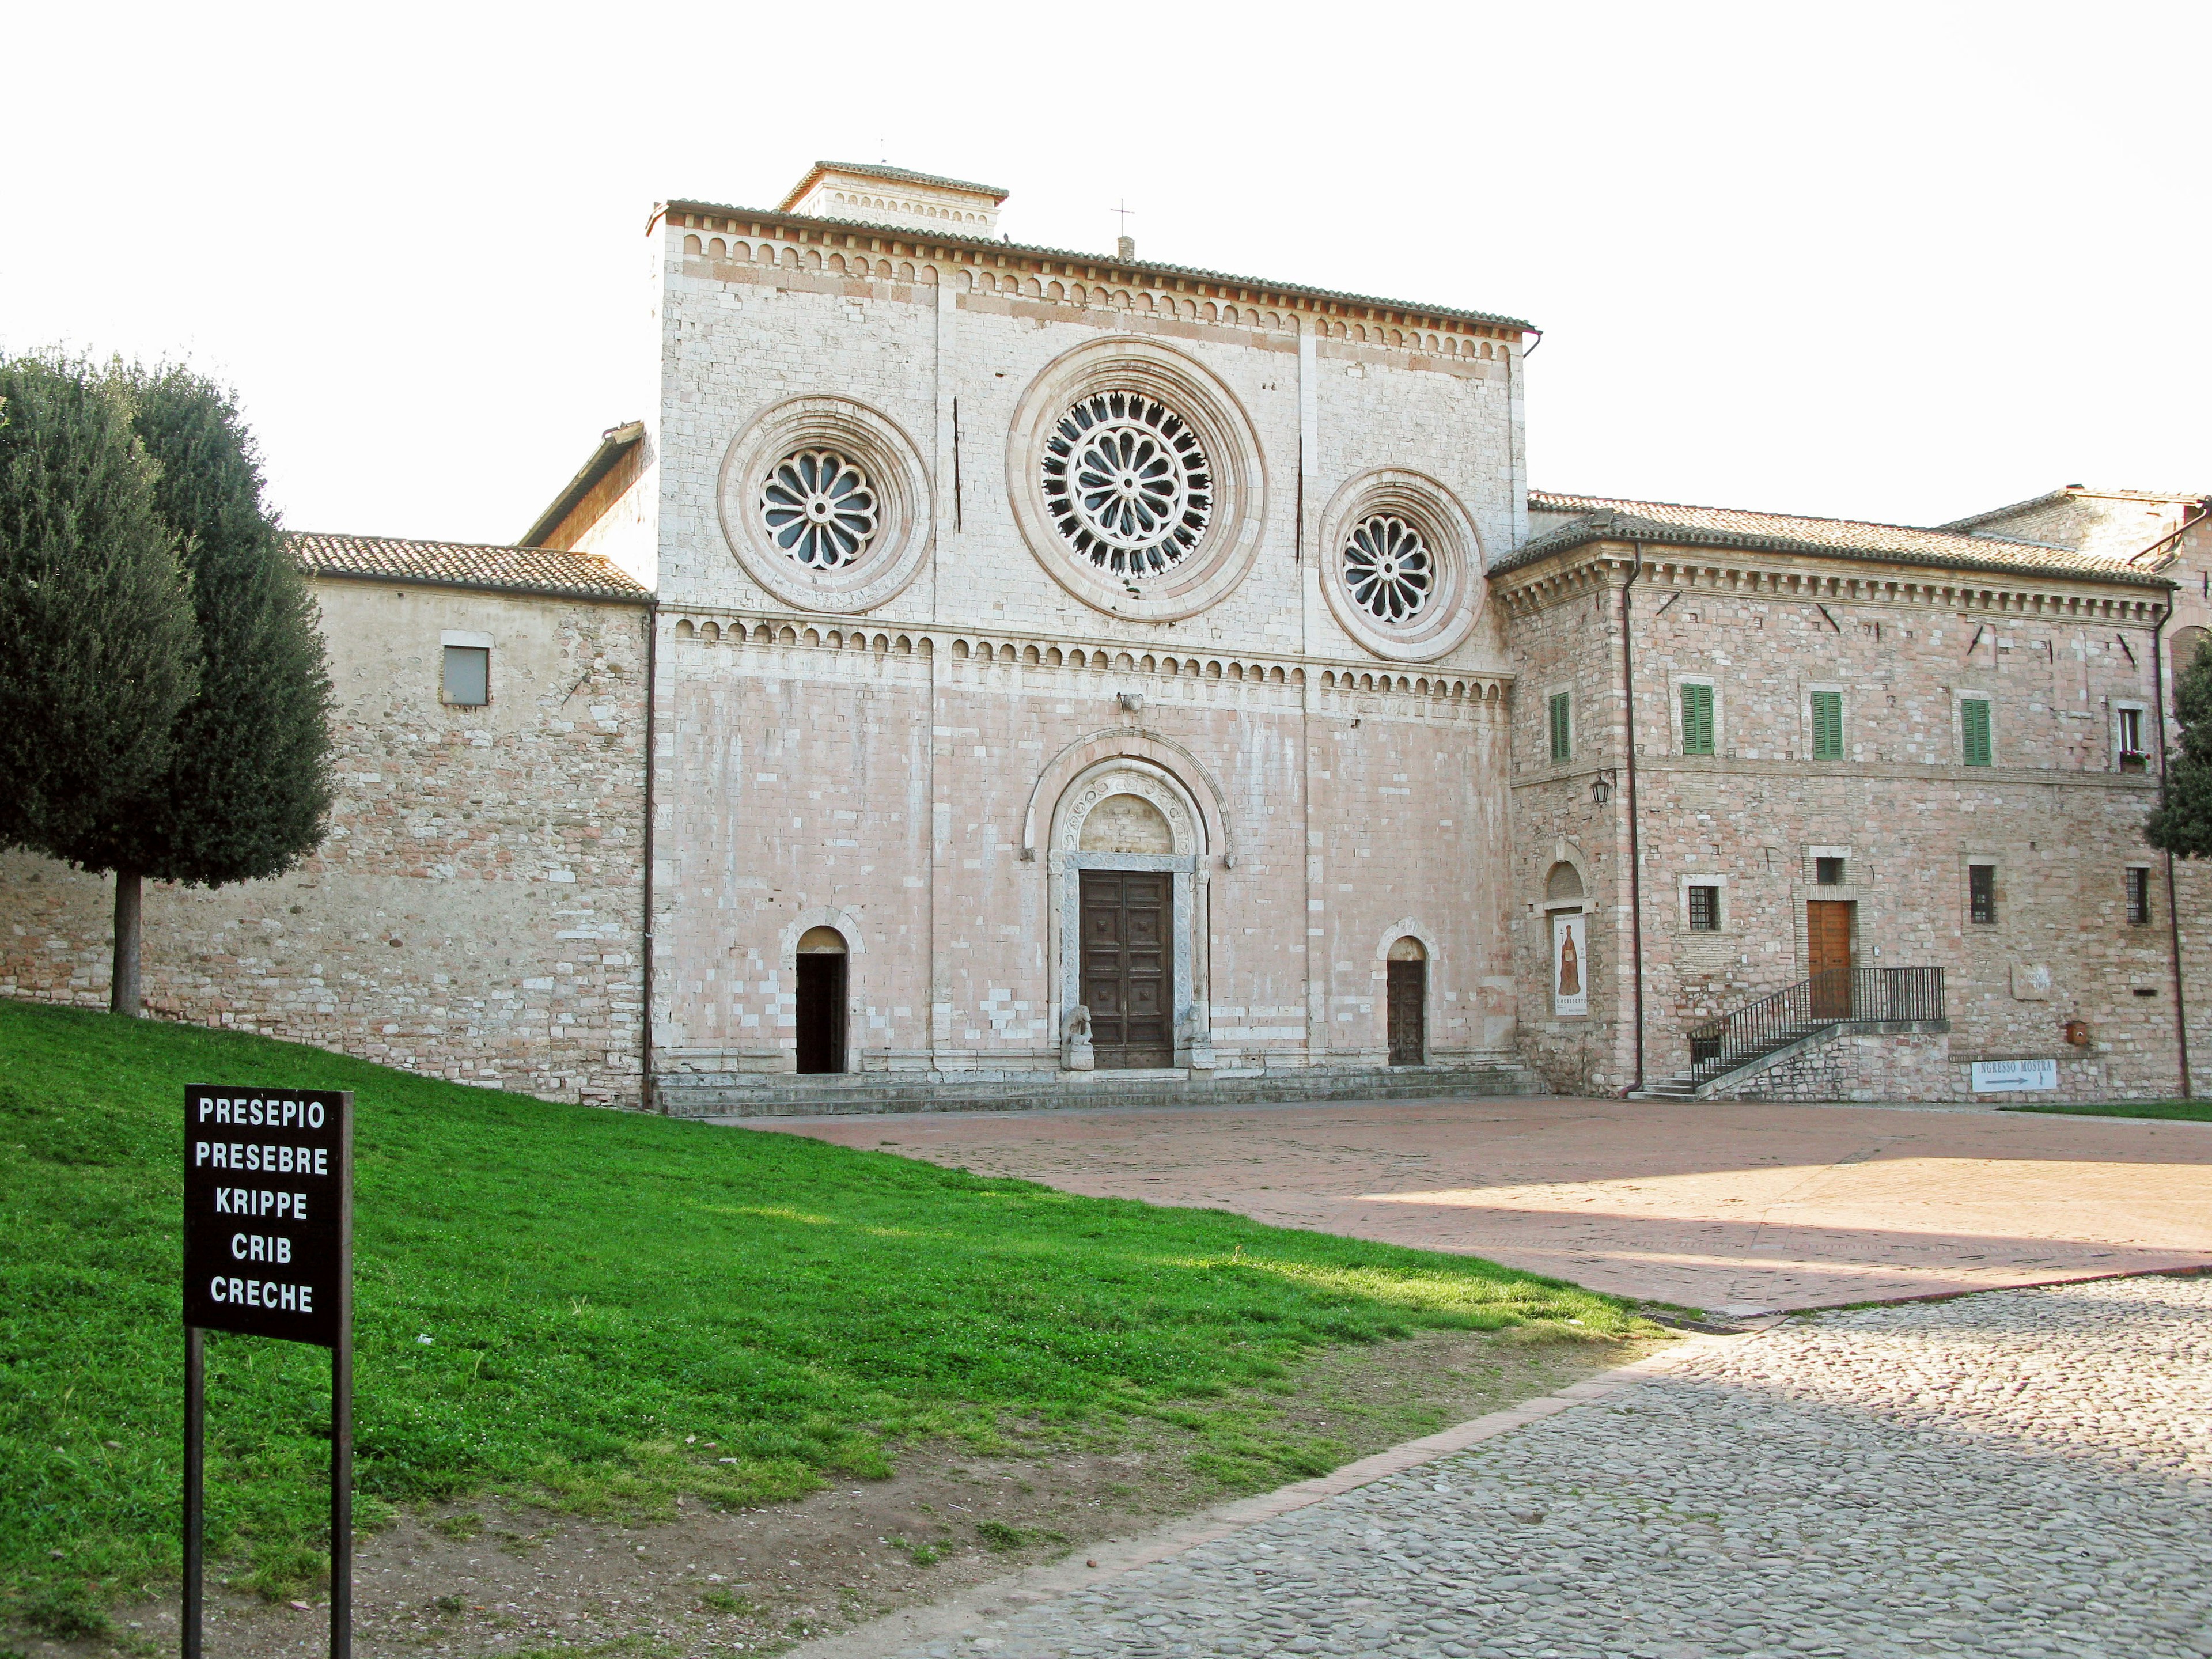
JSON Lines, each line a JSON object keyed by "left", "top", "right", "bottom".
{"left": 183, "top": 1086, "right": 352, "bottom": 1347}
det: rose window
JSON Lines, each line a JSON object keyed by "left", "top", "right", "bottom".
{"left": 760, "top": 449, "right": 877, "bottom": 569}
{"left": 1040, "top": 392, "right": 1212, "bottom": 577}
{"left": 1342, "top": 514, "right": 1433, "bottom": 624}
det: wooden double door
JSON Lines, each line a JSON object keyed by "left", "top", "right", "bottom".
{"left": 1080, "top": 870, "right": 1173, "bottom": 1069}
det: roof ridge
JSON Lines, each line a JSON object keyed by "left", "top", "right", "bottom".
{"left": 781, "top": 160, "right": 1010, "bottom": 204}
{"left": 291, "top": 528, "right": 625, "bottom": 555}
{"left": 663, "top": 198, "right": 1536, "bottom": 334}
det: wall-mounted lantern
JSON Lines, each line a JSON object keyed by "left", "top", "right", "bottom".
{"left": 1590, "top": 767, "right": 1619, "bottom": 807}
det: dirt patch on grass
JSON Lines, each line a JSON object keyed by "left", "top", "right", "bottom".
{"left": 20, "top": 1327, "right": 1657, "bottom": 1659}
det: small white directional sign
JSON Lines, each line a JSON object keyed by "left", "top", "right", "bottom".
{"left": 183, "top": 1085, "right": 352, "bottom": 1347}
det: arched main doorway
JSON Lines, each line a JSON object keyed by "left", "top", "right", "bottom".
{"left": 1387, "top": 936, "right": 1427, "bottom": 1066}
{"left": 1079, "top": 793, "right": 1176, "bottom": 1068}
{"left": 1048, "top": 759, "right": 1208, "bottom": 1073}
{"left": 794, "top": 926, "right": 848, "bottom": 1074}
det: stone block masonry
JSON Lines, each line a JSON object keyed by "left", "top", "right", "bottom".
{"left": 0, "top": 577, "right": 650, "bottom": 1108}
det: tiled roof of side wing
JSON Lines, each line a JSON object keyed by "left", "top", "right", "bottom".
{"left": 662, "top": 199, "right": 1536, "bottom": 334}
{"left": 1503, "top": 492, "right": 2171, "bottom": 586}
{"left": 288, "top": 532, "right": 651, "bottom": 601}
{"left": 1939, "top": 485, "right": 2211, "bottom": 532}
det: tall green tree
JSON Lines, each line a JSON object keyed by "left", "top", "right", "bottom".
{"left": 86, "top": 364, "right": 336, "bottom": 1012}
{"left": 0, "top": 354, "right": 201, "bottom": 1004}
{"left": 2147, "top": 632, "right": 2212, "bottom": 858}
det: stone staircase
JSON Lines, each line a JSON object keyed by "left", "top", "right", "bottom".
{"left": 1631, "top": 967, "right": 1947, "bottom": 1102}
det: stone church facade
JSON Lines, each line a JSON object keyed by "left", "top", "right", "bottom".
{"left": 4, "top": 163, "right": 2206, "bottom": 1110}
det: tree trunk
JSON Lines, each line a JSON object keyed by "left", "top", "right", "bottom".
{"left": 111, "top": 868, "right": 143, "bottom": 1017}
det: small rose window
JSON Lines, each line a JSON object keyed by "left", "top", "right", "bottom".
{"left": 761, "top": 449, "right": 877, "bottom": 569}
{"left": 1342, "top": 514, "right": 1433, "bottom": 624}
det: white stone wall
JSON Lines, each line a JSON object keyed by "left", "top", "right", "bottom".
{"left": 644, "top": 214, "right": 1527, "bottom": 1086}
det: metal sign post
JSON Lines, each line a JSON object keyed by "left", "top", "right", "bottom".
{"left": 181, "top": 1086, "right": 353, "bottom": 1659}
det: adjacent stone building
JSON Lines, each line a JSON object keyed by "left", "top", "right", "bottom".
{"left": 3, "top": 161, "right": 2205, "bottom": 1109}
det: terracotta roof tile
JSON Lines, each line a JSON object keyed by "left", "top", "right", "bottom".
{"left": 288, "top": 532, "right": 651, "bottom": 602}
{"left": 1505, "top": 491, "right": 2170, "bottom": 586}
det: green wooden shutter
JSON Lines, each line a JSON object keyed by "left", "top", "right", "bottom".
{"left": 1548, "top": 692, "right": 1571, "bottom": 762}
{"left": 1811, "top": 690, "right": 1843, "bottom": 760}
{"left": 1681, "top": 683, "right": 1714, "bottom": 755}
{"left": 1961, "top": 699, "right": 1993, "bottom": 767}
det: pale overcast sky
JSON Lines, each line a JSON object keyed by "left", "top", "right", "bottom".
{"left": 4, "top": 1, "right": 2205, "bottom": 547}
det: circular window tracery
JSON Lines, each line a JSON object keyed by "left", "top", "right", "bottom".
{"left": 761, "top": 449, "right": 877, "bottom": 569}
{"left": 1040, "top": 392, "right": 1212, "bottom": 578}
{"left": 1343, "top": 515, "right": 1434, "bottom": 624}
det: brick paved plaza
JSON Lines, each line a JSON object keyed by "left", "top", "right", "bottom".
{"left": 755, "top": 1098, "right": 2212, "bottom": 1315}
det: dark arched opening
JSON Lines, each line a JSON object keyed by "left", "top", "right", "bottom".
{"left": 795, "top": 927, "right": 848, "bottom": 1074}
{"left": 1387, "top": 937, "right": 1427, "bottom": 1066}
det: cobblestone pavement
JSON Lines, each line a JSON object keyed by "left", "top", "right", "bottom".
{"left": 895, "top": 1275, "right": 2211, "bottom": 1659}
{"left": 760, "top": 1101, "right": 2212, "bottom": 1312}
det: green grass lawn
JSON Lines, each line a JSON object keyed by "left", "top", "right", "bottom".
{"left": 2001, "top": 1100, "right": 2212, "bottom": 1122}
{"left": 0, "top": 999, "right": 1635, "bottom": 1638}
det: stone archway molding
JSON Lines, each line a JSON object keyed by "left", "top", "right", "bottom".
{"left": 778, "top": 905, "right": 868, "bottom": 971}
{"left": 1541, "top": 836, "right": 1593, "bottom": 910}
{"left": 1374, "top": 918, "right": 1444, "bottom": 967}
{"left": 1021, "top": 728, "right": 1236, "bottom": 866}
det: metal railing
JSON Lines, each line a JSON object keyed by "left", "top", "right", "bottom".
{"left": 1685, "top": 967, "right": 1945, "bottom": 1080}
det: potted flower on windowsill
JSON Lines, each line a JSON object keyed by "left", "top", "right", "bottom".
{"left": 2120, "top": 751, "right": 2149, "bottom": 772}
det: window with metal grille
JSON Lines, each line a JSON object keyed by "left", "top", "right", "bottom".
{"left": 1961, "top": 698, "right": 1993, "bottom": 767}
{"left": 1548, "top": 691, "right": 1571, "bottom": 763}
{"left": 1969, "top": 863, "right": 1996, "bottom": 925}
{"left": 442, "top": 645, "right": 490, "bottom": 707}
{"left": 1810, "top": 690, "right": 1843, "bottom": 760}
{"left": 2127, "top": 867, "right": 2152, "bottom": 925}
{"left": 1688, "top": 884, "right": 1720, "bottom": 930}
{"left": 1816, "top": 857, "right": 1846, "bottom": 886}
{"left": 1680, "top": 683, "right": 1714, "bottom": 756}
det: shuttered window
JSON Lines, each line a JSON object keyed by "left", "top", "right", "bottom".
{"left": 1548, "top": 692, "right": 1571, "bottom": 763}
{"left": 1961, "top": 698, "right": 1993, "bottom": 767}
{"left": 1810, "top": 690, "right": 1843, "bottom": 760}
{"left": 1680, "top": 683, "right": 1715, "bottom": 756}
{"left": 442, "top": 646, "right": 490, "bottom": 707}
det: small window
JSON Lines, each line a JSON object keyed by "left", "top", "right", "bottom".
{"left": 1816, "top": 857, "right": 1846, "bottom": 887}
{"left": 1969, "top": 864, "right": 1996, "bottom": 925}
{"left": 2118, "top": 707, "right": 2143, "bottom": 755}
{"left": 443, "top": 645, "right": 490, "bottom": 706}
{"left": 1680, "top": 683, "right": 1715, "bottom": 756}
{"left": 2127, "top": 867, "right": 2152, "bottom": 926}
{"left": 1810, "top": 690, "right": 1844, "bottom": 761}
{"left": 1961, "top": 698, "right": 1993, "bottom": 767}
{"left": 1548, "top": 692, "right": 1571, "bottom": 763}
{"left": 1688, "top": 884, "right": 1720, "bottom": 930}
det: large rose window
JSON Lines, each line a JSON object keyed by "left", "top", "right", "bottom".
{"left": 1040, "top": 392, "right": 1212, "bottom": 578}
{"left": 760, "top": 449, "right": 877, "bottom": 569}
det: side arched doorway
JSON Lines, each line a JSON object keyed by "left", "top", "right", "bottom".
{"left": 1387, "top": 937, "right": 1427, "bottom": 1066}
{"left": 795, "top": 926, "right": 848, "bottom": 1074}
